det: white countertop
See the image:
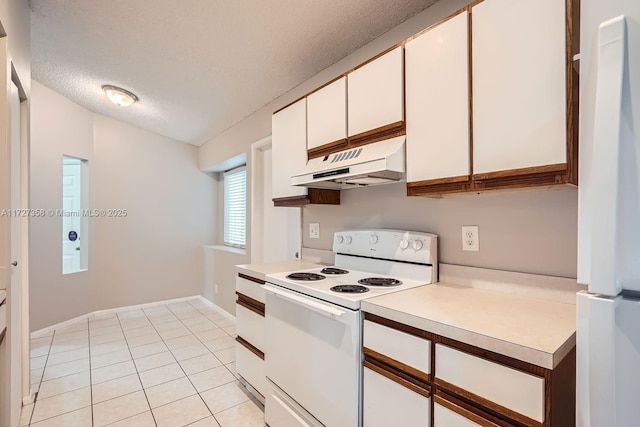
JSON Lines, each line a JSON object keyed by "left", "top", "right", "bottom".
{"left": 236, "top": 261, "right": 326, "bottom": 282}
{"left": 362, "top": 282, "right": 576, "bottom": 369}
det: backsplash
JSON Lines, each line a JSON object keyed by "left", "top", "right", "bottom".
{"left": 302, "top": 182, "right": 578, "bottom": 278}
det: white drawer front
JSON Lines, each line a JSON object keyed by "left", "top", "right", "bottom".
{"left": 434, "top": 401, "right": 482, "bottom": 427}
{"left": 236, "top": 276, "right": 265, "bottom": 303}
{"left": 265, "top": 380, "right": 323, "bottom": 427}
{"left": 236, "top": 304, "right": 264, "bottom": 351}
{"left": 436, "top": 344, "right": 545, "bottom": 422}
{"left": 364, "top": 366, "right": 430, "bottom": 427}
{"left": 236, "top": 342, "right": 266, "bottom": 399}
{"left": 364, "top": 319, "right": 431, "bottom": 374}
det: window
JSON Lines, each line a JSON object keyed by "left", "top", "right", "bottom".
{"left": 224, "top": 166, "right": 247, "bottom": 248}
{"left": 62, "top": 155, "right": 89, "bottom": 274}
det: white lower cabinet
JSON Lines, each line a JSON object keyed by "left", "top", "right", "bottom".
{"left": 436, "top": 344, "right": 545, "bottom": 423}
{"left": 433, "top": 399, "right": 485, "bottom": 427}
{"left": 236, "top": 342, "right": 266, "bottom": 399}
{"left": 363, "top": 366, "right": 431, "bottom": 427}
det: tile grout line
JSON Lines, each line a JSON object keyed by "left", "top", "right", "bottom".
{"left": 115, "top": 311, "right": 159, "bottom": 427}
{"left": 146, "top": 302, "right": 238, "bottom": 423}
{"left": 141, "top": 304, "right": 214, "bottom": 423}
{"left": 28, "top": 322, "right": 95, "bottom": 426}
{"left": 28, "top": 328, "right": 57, "bottom": 426}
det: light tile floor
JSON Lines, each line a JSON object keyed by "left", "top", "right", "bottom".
{"left": 21, "top": 299, "right": 265, "bottom": 426}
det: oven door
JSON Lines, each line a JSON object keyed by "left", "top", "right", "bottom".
{"left": 263, "top": 284, "right": 361, "bottom": 427}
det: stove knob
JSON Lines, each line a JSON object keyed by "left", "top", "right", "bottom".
{"left": 412, "top": 240, "right": 423, "bottom": 251}
{"left": 399, "top": 239, "right": 409, "bottom": 250}
{"left": 336, "top": 235, "right": 344, "bottom": 244}
{"left": 345, "top": 235, "right": 353, "bottom": 244}
{"left": 369, "top": 235, "right": 379, "bottom": 244}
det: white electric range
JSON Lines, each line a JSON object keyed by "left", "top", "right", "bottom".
{"left": 263, "top": 229, "right": 438, "bottom": 427}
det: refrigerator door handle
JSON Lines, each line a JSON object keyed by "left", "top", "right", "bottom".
{"left": 589, "top": 16, "right": 627, "bottom": 295}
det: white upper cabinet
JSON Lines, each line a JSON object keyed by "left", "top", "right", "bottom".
{"left": 405, "top": 11, "right": 470, "bottom": 183}
{"left": 271, "top": 99, "right": 308, "bottom": 199}
{"left": 472, "top": 0, "right": 567, "bottom": 175}
{"left": 347, "top": 46, "right": 404, "bottom": 138}
{"left": 307, "top": 77, "right": 347, "bottom": 150}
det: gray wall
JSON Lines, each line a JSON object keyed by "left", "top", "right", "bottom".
{"left": 303, "top": 184, "right": 578, "bottom": 278}
{"left": 30, "top": 82, "right": 216, "bottom": 330}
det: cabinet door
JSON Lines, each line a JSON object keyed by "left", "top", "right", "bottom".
{"left": 434, "top": 396, "right": 500, "bottom": 427}
{"left": 406, "top": 11, "right": 470, "bottom": 184}
{"left": 347, "top": 46, "right": 404, "bottom": 139}
{"left": 363, "top": 366, "right": 431, "bottom": 427}
{"left": 472, "top": 0, "right": 567, "bottom": 175}
{"left": 272, "top": 99, "right": 308, "bottom": 199}
{"left": 307, "top": 77, "right": 347, "bottom": 151}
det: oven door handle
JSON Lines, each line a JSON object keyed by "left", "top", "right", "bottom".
{"left": 262, "top": 284, "right": 347, "bottom": 318}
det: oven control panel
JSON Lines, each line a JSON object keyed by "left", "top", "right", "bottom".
{"left": 333, "top": 229, "right": 437, "bottom": 265}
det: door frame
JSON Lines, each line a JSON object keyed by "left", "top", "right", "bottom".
{"left": 250, "top": 135, "right": 272, "bottom": 263}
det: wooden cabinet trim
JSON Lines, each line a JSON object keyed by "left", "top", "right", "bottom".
{"left": 548, "top": 347, "right": 576, "bottom": 427}
{"left": 473, "top": 164, "right": 567, "bottom": 182}
{"left": 347, "top": 121, "right": 405, "bottom": 147}
{"left": 364, "top": 347, "right": 431, "bottom": 385}
{"left": 565, "top": 0, "right": 579, "bottom": 186}
{"left": 237, "top": 273, "right": 265, "bottom": 285}
{"left": 437, "top": 336, "right": 548, "bottom": 378}
{"left": 435, "top": 379, "right": 542, "bottom": 427}
{"left": 236, "top": 292, "right": 265, "bottom": 317}
{"left": 273, "top": 188, "right": 340, "bottom": 207}
{"left": 236, "top": 336, "right": 265, "bottom": 360}
{"left": 307, "top": 139, "right": 349, "bottom": 160}
{"left": 435, "top": 393, "right": 509, "bottom": 427}
{"left": 364, "top": 312, "right": 435, "bottom": 341}
{"left": 407, "top": 175, "right": 472, "bottom": 196}
{"left": 364, "top": 359, "right": 430, "bottom": 398}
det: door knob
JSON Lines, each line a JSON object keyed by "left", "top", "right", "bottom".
{"left": 11, "top": 261, "right": 17, "bottom": 267}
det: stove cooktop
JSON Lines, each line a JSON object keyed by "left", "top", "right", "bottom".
{"left": 266, "top": 266, "right": 432, "bottom": 310}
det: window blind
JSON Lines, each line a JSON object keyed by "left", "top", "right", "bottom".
{"left": 224, "top": 166, "right": 247, "bottom": 248}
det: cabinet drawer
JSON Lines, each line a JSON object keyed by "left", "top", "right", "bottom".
{"left": 363, "top": 319, "right": 431, "bottom": 374}
{"left": 236, "top": 340, "right": 266, "bottom": 399}
{"left": 434, "top": 395, "right": 503, "bottom": 427}
{"left": 364, "top": 365, "right": 430, "bottom": 427}
{"left": 435, "top": 344, "right": 544, "bottom": 423}
{"left": 236, "top": 275, "right": 266, "bottom": 303}
{"left": 236, "top": 304, "right": 264, "bottom": 351}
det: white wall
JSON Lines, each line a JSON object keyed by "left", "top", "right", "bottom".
{"left": 198, "top": 0, "right": 579, "bottom": 313}
{"left": 0, "top": 0, "right": 31, "bottom": 96}
{"left": 30, "top": 82, "right": 216, "bottom": 330}
{"left": 303, "top": 185, "right": 578, "bottom": 278}
{"left": 30, "top": 82, "right": 94, "bottom": 331}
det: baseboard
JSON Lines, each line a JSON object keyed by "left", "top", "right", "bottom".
{"left": 195, "top": 295, "right": 236, "bottom": 321}
{"left": 23, "top": 392, "right": 36, "bottom": 406}
{"left": 31, "top": 295, "right": 230, "bottom": 338}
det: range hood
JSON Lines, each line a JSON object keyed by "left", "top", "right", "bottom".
{"left": 291, "top": 136, "right": 406, "bottom": 190}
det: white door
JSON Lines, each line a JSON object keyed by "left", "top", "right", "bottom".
{"left": 251, "top": 136, "right": 301, "bottom": 264}
{"left": 262, "top": 148, "right": 301, "bottom": 262}
{"left": 8, "top": 80, "right": 23, "bottom": 427}
{"left": 62, "top": 158, "right": 82, "bottom": 273}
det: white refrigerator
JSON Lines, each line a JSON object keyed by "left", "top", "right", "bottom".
{"left": 577, "top": 0, "right": 640, "bottom": 426}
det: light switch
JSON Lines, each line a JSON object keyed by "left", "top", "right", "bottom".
{"left": 309, "top": 223, "right": 320, "bottom": 239}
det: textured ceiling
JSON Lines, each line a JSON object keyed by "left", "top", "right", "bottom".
{"left": 30, "top": 0, "right": 435, "bottom": 146}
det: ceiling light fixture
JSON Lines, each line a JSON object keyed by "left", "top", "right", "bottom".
{"left": 102, "top": 85, "right": 138, "bottom": 107}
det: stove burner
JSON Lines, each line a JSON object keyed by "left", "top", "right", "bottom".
{"left": 320, "top": 267, "right": 349, "bottom": 275}
{"left": 358, "top": 277, "right": 402, "bottom": 287}
{"left": 286, "top": 272, "right": 326, "bottom": 281}
{"left": 330, "top": 285, "right": 370, "bottom": 294}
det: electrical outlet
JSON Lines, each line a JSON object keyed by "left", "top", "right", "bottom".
{"left": 309, "top": 223, "right": 320, "bottom": 239}
{"left": 461, "top": 226, "right": 479, "bottom": 251}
